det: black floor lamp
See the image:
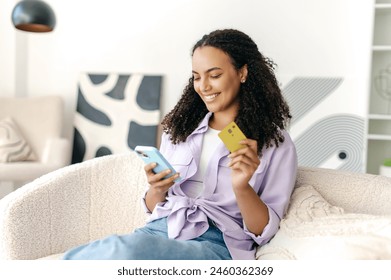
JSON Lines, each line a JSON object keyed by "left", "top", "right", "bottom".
{"left": 11, "top": 0, "right": 56, "bottom": 33}
{"left": 11, "top": 1, "right": 57, "bottom": 98}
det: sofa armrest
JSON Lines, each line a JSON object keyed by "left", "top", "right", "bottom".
{"left": 0, "top": 153, "right": 148, "bottom": 260}
{"left": 41, "top": 137, "right": 71, "bottom": 166}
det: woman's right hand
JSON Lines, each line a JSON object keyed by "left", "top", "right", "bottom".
{"left": 144, "top": 162, "right": 180, "bottom": 211}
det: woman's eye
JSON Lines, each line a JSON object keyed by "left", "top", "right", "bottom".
{"left": 193, "top": 76, "right": 200, "bottom": 81}
{"left": 211, "top": 74, "right": 222, "bottom": 79}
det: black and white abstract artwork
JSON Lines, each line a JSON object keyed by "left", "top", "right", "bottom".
{"left": 283, "top": 77, "right": 365, "bottom": 173}
{"left": 72, "top": 73, "right": 162, "bottom": 164}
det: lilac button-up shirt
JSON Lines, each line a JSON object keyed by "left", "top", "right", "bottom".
{"left": 143, "top": 112, "right": 297, "bottom": 260}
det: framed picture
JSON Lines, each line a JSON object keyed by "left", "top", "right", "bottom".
{"left": 72, "top": 73, "right": 162, "bottom": 163}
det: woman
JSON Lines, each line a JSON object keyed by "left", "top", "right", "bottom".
{"left": 63, "top": 29, "right": 297, "bottom": 260}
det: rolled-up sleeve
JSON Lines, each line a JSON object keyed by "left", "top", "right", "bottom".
{"left": 244, "top": 132, "right": 298, "bottom": 245}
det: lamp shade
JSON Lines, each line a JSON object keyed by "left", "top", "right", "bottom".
{"left": 11, "top": 1, "right": 56, "bottom": 33}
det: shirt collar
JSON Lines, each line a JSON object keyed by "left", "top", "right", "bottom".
{"left": 191, "top": 112, "right": 213, "bottom": 135}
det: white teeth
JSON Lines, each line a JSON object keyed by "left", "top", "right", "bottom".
{"left": 204, "top": 94, "right": 218, "bottom": 100}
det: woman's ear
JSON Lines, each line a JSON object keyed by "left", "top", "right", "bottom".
{"left": 240, "top": 64, "right": 248, "bottom": 83}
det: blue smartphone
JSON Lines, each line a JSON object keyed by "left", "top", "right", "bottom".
{"left": 134, "top": 145, "right": 182, "bottom": 182}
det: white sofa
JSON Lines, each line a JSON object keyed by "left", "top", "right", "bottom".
{"left": 0, "top": 96, "right": 71, "bottom": 187}
{"left": 0, "top": 152, "right": 390, "bottom": 260}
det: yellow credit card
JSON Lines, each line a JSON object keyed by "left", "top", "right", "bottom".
{"left": 218, "top": 121, "right": 247, "bottom": 152}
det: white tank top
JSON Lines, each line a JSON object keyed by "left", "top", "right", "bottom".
{"left": 181, "top": 126, "right": 221, "bottom": 198}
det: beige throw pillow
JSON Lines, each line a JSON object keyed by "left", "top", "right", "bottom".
{"left": 256, "top": 185, "right": 391, "bottom": 260}
{"left": 0, "top": 117, "right": 36, "bottom": 163}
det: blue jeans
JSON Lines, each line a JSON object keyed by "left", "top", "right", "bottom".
{"left": 62, "top": 218, "right": 232, "bottom": 260}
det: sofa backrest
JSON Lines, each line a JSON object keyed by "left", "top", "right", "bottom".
{"left": 296, "top": 166, "right": 391, "bottom": 216}
{"left": 0, "top": 96, "right": 63, "bottom": 159}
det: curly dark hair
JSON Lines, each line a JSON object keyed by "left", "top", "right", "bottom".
{"left": 161, "top": 29, "right": 291, "bottom": 155}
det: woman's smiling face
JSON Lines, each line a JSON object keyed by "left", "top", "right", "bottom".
{"left": 192, "top": 46, "right": 247, "bottom": 119}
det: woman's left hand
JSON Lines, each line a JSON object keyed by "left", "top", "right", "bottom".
{"left": 227, "top": 139, "right": 260, "bottom": 190}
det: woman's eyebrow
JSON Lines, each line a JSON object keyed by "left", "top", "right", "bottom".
{"left": 192, "top": 67, "right": 223, "bottom": 75}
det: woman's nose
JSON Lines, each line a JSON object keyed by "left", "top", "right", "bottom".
{"left": 200, "top": 79, "right": 211, "bottom": 92}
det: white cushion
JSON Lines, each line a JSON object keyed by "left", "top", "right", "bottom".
{"left": 0, "top": 117, "right": 36, "bottom": 163}
{"left": 256, "top": 185, "right": 391, "bottom": 260}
